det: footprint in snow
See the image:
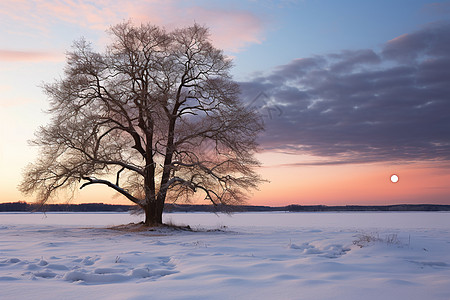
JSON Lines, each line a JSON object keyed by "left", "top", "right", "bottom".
{"left": 0, "top": 254, "right": 178, "bottom": 284}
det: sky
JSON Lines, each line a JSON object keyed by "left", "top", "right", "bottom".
{"left": 1, "top": 0, "right": 450, "bottom": 206}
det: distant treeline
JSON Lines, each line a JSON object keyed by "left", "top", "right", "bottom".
{"left": 0, "top": 202, "right": 132, "bottom": 212}
{"left": 1, "top": 202, "right": 450, "bottom": 212}
{"left": 165, "top": 204, "right": 450, "bottom": 212}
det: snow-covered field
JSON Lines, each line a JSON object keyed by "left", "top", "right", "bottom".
{"left": 1, "top": 212, "right": 449, "bottom": 300}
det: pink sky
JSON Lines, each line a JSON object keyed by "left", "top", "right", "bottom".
{"left": 254, "top": 158, "right": 450, "bottom": 206}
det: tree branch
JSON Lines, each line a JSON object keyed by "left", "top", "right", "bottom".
{"left": 80, "top": 176, "right": 142, "bottom": 205}
{"left": 116, "top": 167, "right": 125, "bottom": 186}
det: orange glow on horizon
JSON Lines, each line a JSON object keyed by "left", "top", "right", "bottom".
{"left": 249, "top": 153, "right": 450, "bottom": 206}
{"left": 3, "top": 152, "right": 450, "bottom": 207}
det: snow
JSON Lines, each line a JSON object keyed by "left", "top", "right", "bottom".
{"left": 1, "top": 212, "right": 449, "bottom": 299}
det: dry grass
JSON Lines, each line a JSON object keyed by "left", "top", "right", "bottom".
{"left": 353, "top": 232, "right": 401, "bottom": 248}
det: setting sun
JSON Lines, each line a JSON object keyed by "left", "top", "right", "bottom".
{"left": 390, "top": 174, "right": 399, "bottom": 183}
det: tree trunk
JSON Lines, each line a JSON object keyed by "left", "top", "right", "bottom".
{"left": 143, "top": 115, "right": 175, "bottom": 227}
{"left": 143, "top": 201, "right": 164, "bottom": 226}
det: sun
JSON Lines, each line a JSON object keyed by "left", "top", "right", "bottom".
{"left": 390, "top": 174, "right": 399, "bottom": 183}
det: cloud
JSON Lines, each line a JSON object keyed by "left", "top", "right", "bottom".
{"left": 382, "top": 22, "right": 450, "bottom": 62}
{"left": 241, "top": 22, "right": 450, "bottom": 164}
{"left": 186, "top": 7, "right": 265, "bottom": 52}
{"left": 0, "top": 50, "right": 63, "bottom": 62}
{"left": 0, "top": 0, "right": 265, "bottom": 52}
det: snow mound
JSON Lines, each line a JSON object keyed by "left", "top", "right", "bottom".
{"left": 289, "top": 242, "right": 351, "bottom": 258}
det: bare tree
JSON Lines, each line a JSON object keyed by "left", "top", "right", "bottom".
{"left": 20, "top": 22, "right": 264, "bottom": 226}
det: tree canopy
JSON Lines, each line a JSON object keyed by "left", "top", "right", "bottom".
{"left": 20, "top": 22, "right": 264, "bottom": 225}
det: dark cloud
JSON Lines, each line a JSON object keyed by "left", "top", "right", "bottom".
{"left": 241, "top": 22, "right": 450, "bottom": 163}
{"left": 382, "top": 22, "right": 450, "bottom": 62}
